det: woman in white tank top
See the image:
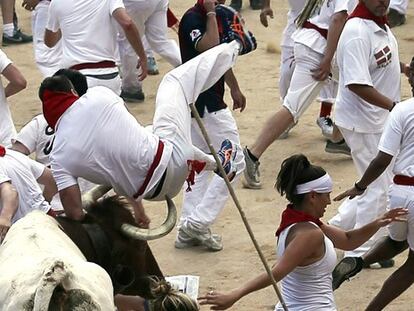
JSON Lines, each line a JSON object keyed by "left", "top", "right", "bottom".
{"left": 199, "top": 154, "right": 407, "bottom": 310}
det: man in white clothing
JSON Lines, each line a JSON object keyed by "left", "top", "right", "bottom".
{"left": 44, "top": 0, "right": 147, "bottom": 95}
{"left": 0, "top": 49, "right": 26, "bottom": 146}
{"left": 118, "top": 0, "right": 181, "bottom": 101}
{"left": 0, "top": 147, "right": 57, "bottom": 242}
{"left": 329, "top": 0, "right": 411, "bottom": 262}
{"left": 40, "top": 42, "right": 242, "bottom": 227}
{"left": 22, "top": 0, "right": 61, "bottom": 77}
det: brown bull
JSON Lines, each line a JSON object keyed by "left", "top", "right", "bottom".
{"left": 56, "top": 196, "right": 164, "bottom": 298}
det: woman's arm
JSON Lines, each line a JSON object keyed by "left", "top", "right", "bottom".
{"left": 322, "top": 208, "right": 408, "bottom": 250}
{"left": 199, "top": 226, "right": 324, "bottom": 309}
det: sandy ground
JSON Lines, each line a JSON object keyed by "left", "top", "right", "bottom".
{"left": 6, "top": 1, "right": 414, "bottom": 310}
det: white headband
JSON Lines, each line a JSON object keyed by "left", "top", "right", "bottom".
{"left": 295, "top": 173, "right": 333, "bottom": 194}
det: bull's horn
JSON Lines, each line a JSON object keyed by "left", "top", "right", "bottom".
{"left": 120, "top": 196, "right": 177, "bottom": 241}
{"left": 82, "top": 185, "right": 112, "bottom": 209}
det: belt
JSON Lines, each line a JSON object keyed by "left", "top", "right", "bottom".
{"left": 70, "top": 60, "right": 116, "bottom": 71}
{"left": 134, "top": 140, "right": 165, "bottom": 199}
{"left": 302, "top": 21, "right": 328, "bottom": 40}
{"left": 393, "top": 175, "right": 414, "bottom": 186}
{"left": 85, "top": 72, "right": 119, "bottom": 80}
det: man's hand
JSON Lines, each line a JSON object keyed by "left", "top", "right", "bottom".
{"left": 260, "top": 6, "right": 274, "bottom": 27}
{"left": 22, "top": 0, "right": 40, "bottom": 11}
{"left": 231, "top": 88, "right": 246, "bottom": 112}
{"left": 311, "top": 58, "right": 331, "bottom": 81}
{"left": 334, "top": 185, "right": 365, "bottom": 201}
{"left": 203, "top": 0, "right": 217, "bottom": 13}
{"left": 137, "top": 58, "right": 148, "bottom": 81}
{"left": 0, "top": 216, "right": 11, "bottom": 243}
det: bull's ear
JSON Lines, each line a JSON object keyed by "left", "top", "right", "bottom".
{"left": 112, "top": 265, "right": 135, "bottom": 293}
{"left": 120, "top": 196, "right": 177, "bottom": 241}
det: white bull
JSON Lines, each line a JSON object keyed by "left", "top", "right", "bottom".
{"left": 0, "top": 211, "right": 115, "bottom": 310}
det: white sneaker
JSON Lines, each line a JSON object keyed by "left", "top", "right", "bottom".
{"left": 179, "top": 223, "right": 223, "bottom": 252}
{"left": 316, "top": 116, "right": 334, "bottom": 138}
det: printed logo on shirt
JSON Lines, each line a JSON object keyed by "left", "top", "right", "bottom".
{"left": 374, "top": 45, "right": 392, "bottom": 68}
{"left": 190, "top": 29, "right": 202, "bottom": 42}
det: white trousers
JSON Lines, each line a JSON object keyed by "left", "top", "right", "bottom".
{"left": 390, "top": 0, "right": 409, "bottom": 14}
{"left": 282, "top": 43, "right": 338, "bottom": 122}
{"left": 32, "top": 1, "right": 62, "bottom": 77}
{"left": 279, "top": 45, "right": 337, "bottom": 105}
{"left": 329, "top": 127, "right": 392, "bottom": 257}
{"left": 118, "top": 0, "right": 181, "bottom": 91}
{"left": 179, "top": 108, "right": 245, "bottom": 229}
{"left": 148, "top": 42, "right": 240, "bottom": 200}
{"left": 388, "top": 184, "right": 414, "bottom": 251}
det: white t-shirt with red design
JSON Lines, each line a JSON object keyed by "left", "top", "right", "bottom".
{"left": 335, "top": 18, "right": 401, "bottom": 133}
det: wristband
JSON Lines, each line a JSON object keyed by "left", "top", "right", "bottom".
{"left": 354, "top": 181, "right": 366, "bottom": 192}
{"left": 389, "top": 101, "right": 397, "bottom": 112}
{"left": 206, "top": 11, "right": 216, "bottom": 16}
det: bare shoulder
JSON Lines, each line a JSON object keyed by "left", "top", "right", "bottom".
{"left": 286, "top": 222, "right": 324, "bottom": 245}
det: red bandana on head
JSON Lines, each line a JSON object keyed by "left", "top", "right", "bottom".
{"left": 0, "top": 145, "right": 5, "bottom": 157}
{"left": 348, "top": 2, "right": 388, "bottom": 26}
{"left": 275, "top": 204, "right": 323, "bottom": 237}
{"left": 42, "top": 90, "right": 79, "bottom": 130}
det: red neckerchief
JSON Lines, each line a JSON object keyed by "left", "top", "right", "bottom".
{"left": 196, "top": 0, "right": 207, "bottom": 15}
{"left": 42, "top": 90, "right": 79, "bottom": 130}
{"left": 186, "top": 160, "right": 206, "bottom": 192}
{"left": 348, "top": 2, "right": 388, "bottom": 27}
{"left": 0, "top": 145, "right": 5, "bottom": 157}
{"left": 275, "top": 204, "right": 323, "bottom": 237}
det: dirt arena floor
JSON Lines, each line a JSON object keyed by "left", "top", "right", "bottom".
{"left": 7, "top": 1, "right": 414, "bottom": 310}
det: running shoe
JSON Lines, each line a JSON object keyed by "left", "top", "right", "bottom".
{"left": 316, "top": 116, "right": 334, "bottom": 138}
{"left": 242, "top": 146, "right": 261, "bottom": 189}
{"left": 332, "top": 257, "right": 364, "bottom": 290}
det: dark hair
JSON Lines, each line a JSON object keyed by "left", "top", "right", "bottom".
{"left": 148, "top": 277, "right": 198, "bottom": 311}
{"left": 38, "top": 75, "right": 74, "bottom": 102}
{"left": 276, "top": 154, "right": 326, "bottom": 206}
{"left": 53, "top": 69, "right": 88, "bottom": 96}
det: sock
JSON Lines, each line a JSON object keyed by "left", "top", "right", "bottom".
{"left": 3, "top": 23, "right": 14, "bottom": 37}
{"left": 246, "top": 147, "right": 258, "bottom": 162}
{"left": 319, "top": 102, "right": 333, "bottom": 117}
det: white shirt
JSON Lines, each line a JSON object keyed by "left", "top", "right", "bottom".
{"left": 335, "top": 18, "right": 401, "bottom": 133}
{"left": 0, "top": 50, "right": 15, "bottom": 146}
{"left": 46, "top": 0, "right": 124, "bottom": 69}
{"left": 0, "top": 149, "right": 50, "bottom": 223}
{"left": 378, "top": 98, "right": 414, "bottom": 177}
{"left": 275, "top": 223, "right": 337, "bottom": 311}
{"left": 292, "top": 0, "right": 356, "bottom": 54}
{"left": 281, "top": 0, "right": 307, "bottom": 48}
{"left": 50, "top": 86, "right": 172, "bottom": 198}
{"left": 13, "top": 114, "right": 54, "bottom": 166}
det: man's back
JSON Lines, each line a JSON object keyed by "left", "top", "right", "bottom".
{"left": 51, "top": 86, "right": 162, "bottom": 197}
{"left": 46, "top": 0, "right": 124, "bottom": 68}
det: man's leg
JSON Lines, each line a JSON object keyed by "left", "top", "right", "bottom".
{"left": 366, "top": 250, "right": 414, "bottom": 310}
{"left": 244, "top": 43, "right": 325, "bottom": 188}
{"left": 145, "top": 0, "right": 181, "bottom": 67}
{"left": 177, "top": 109, "right": 244, "bottom": 251}
{"left": 118, "top": 1, "right": 148, "bottom": 102}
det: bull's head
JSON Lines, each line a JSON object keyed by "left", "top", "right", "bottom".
{"left": 83, "top": 186, "right": 177, "bottom": 240}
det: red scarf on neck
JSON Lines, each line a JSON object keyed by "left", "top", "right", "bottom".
{"left": 0, "top": 145, "right": 5, "bottom": 157}
{"left": 42, "top": 90, "right": 79, "bottom": 130}
{"left": 348, "top": 2, "right": 388, "bottom": 26}
{"left": 275, "top": 204, "right": 323, "bottom": 237}
{"left": 196, "top": 0, "right": 207, "bottom": 15}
